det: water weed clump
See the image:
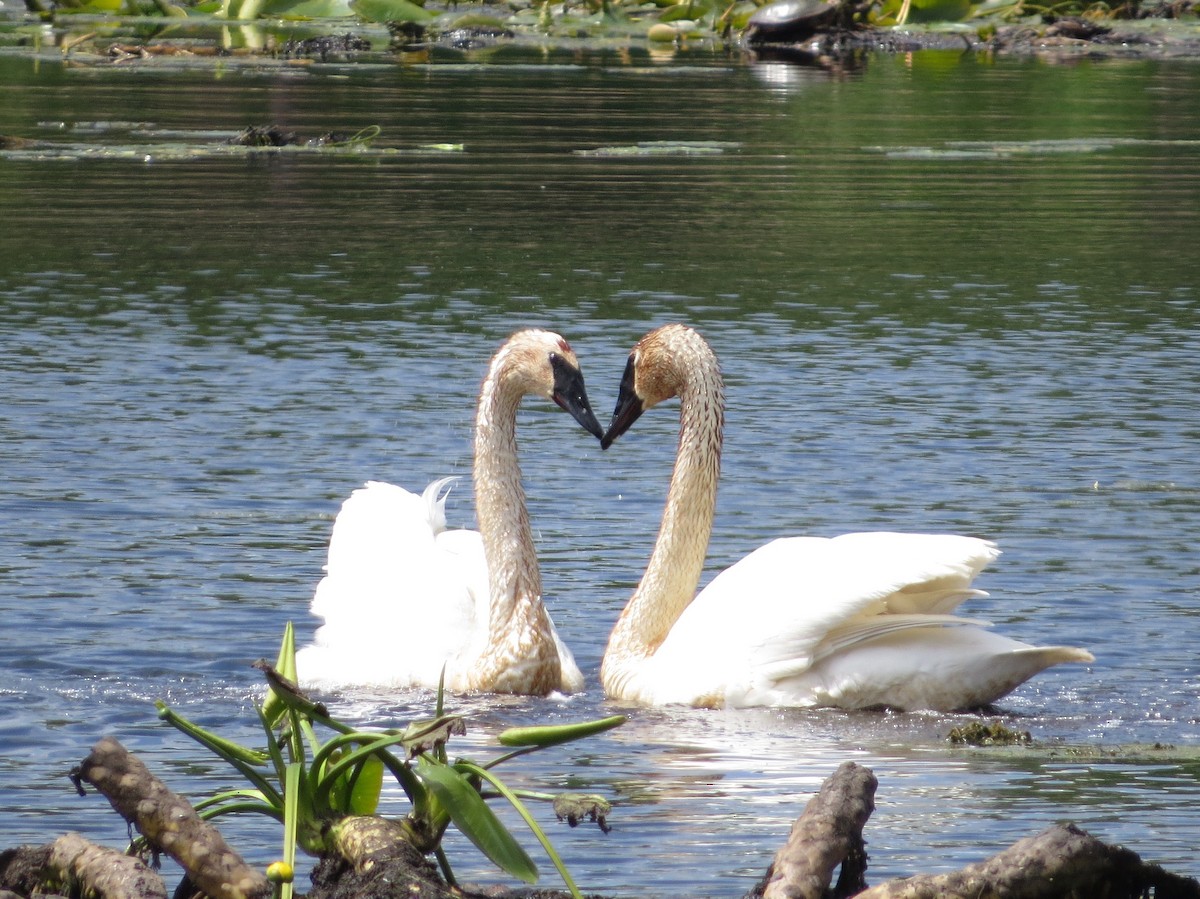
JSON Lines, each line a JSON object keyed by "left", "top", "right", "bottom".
{"left": 152, "top": 623, "right": 623, "bottom": 899}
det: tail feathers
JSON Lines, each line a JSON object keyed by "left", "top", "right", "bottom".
{"left": 419, "top": 476, "right": 459, "bottom": 534}
{"left": 1028, "top": 645, "right": 1095, "bottom": 665}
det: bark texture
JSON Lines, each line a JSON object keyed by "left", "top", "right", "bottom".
{"left": 47, "top": 832, "right": 167, "bottom": 899}
{"left": 754, "top": 760, "right": 877, "bottom": 899}
{"left": 72, "top": 736, "right": 269, "bottom": 899}
{"left": 855, "top": 822, "right": 1200, "bottom": 899}
{"left": 330, "top": 815, "right": 433, "bottom": 874}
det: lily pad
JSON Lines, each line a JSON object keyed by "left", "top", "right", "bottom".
{"left": 349, "top": 0, "right": 436, "bottom": 23}
{"left": 263, "top": 0, "right": 356, "bottom": 17}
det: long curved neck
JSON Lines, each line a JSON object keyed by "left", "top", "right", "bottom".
{"left": 606, "top": 360, "right": 724, "bottom": 666}
{"left": 472, "top": 356, "right": 558, "bottom": 692}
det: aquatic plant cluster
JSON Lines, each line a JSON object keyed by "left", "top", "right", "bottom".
{"left": 152, "top": 624, "right": 624, "bottom": 899}
{"left": 19, "top": 0, "right": 1198, "bottom": 47}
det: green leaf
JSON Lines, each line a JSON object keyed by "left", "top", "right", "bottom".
{"left": 321, "top": 749, "right": 385, "bottom": 816}
{"left": 260, "top": 0, "right": 355, "bottom": 17}
{"left": 660, "top": 0, "right": 710, "bottom": 22}
{"left": 157, "top": 702, "right": 272, "bottom": 765}
{"left": 349, "top": 0, "right": 435, "bottom": 22}
{"left": 416, "top": 758, "right": 537, "bottom": 883}
{"left": 497, "top": 715, "right": 626, "bottom": 749}
{"left": 280, "top": 762, "right": 302, "bottom": 899}
{"left": 347, "top": 754, "right": 385, "bottom": 816}
{"left": 909, "top": 0, "right": 976, "bottom": 21}
{"left": 455, "top": 761, "right": 583, "bottom": 899}
{"left": 261, "top": 622, "right": 298, "bottom": 727}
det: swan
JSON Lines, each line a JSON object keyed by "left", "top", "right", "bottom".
{"left": 296, "top": 329, "right": 603, "bottom": 697}
{"left": 598, "top": 323, "right": 1093, "bottom": 711}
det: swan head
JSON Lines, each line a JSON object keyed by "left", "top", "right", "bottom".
{"left": 601, "top": 323, "right": 715, "bottom": 449}
{"left": 504, "top": 329, "right": 604, "bottom": 439}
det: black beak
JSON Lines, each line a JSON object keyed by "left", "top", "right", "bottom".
{"left": 550, "top": 355, "right": 604, "bottom": 439}
{"left": 600, "top": 355, "right": 644, "bottom": 450}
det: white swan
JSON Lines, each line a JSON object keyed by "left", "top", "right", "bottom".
{"left": 599, "top": 323, "right": 1093, "bottom": 711}
{"left": 296, "top": 329, "right": 603, "bottom": 696}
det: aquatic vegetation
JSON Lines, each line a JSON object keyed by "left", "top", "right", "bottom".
{"left": 574, "top": 139, "right": 739, "bottom": 156}
{"left": 948, "top": 719, "right": 1033, "bottom": 746}
{"left": 155, "top": 623, "right": 624, "bottom": 899}
{"left": 16, "top": 0, "right": 1197, "bottom": 54}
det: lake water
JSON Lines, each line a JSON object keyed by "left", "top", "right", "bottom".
{"left": 2, "top": 43, "right": 1199, "bottom": 896}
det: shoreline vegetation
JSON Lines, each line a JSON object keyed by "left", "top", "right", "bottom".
{"left": 1, "top": 0, "right": 1198, "bottom": 64}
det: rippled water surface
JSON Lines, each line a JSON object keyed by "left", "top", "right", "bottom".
{"left": 2, "top": 48, "right": 1199, "bottom": 895}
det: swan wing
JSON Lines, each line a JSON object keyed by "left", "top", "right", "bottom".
{"left": 770, "top": 626, "right": 1094, "bottom": 711}
{"left": 298, "top": 479, "right": 485, "bottom": 690}
{"left": 760, "top": 612, "right": 992, "bottom": 682}
{"left": 649, "top": 532, "right": 1000, "bottom": 705}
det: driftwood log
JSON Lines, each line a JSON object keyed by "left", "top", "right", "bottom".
{"left": 70, "top": 736, "right": 269, "bottom": 899}
{"left": 0, "top": 833, "right": 164, "bottom": 899}
{"left": 47, "top": 832, "right": 167, "bottom": 899}
{"left": 755, "top": 760, "right": 876, "bottom": 899}
{"left": 854, "top": 822, "right": 1200, "bottom": 898}
{"left": 748, "top": 761, "right": 1200, "bottom": 899}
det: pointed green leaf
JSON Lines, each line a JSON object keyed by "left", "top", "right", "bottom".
{"left": 156, "top": 701, "right": 271, "bottom": 766}
{"left": 497, "top": 715, "right": 626, "bottom": 749}
{"left": 261, "top": 623, "right": 298, "bottom": 727}
{"left": 416, "top": 758, "right": 537, "bottom": 883}
{"left": 280, "top": 762, "right": 302, "bottom": 898}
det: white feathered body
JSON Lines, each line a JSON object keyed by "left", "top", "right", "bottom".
{"left": 297, "top": 478, "right": 583, "bottom": 693}
{"left": 600, "top": 324, "right": 1093, "bottom": 712}
{"left": 296, "top": 329, "right": 594, "bottom": 696}
{"left": 298, "top": 480, "right": 481, "bottom": 690}
{"left": 605, "top": 532, "right": 1089, "bottom": 711}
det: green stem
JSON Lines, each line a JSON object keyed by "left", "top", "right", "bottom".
{"left": 434, "top": 846, "right": 456, "bottom": 887}
{"left": 280, "top": 763, "right": 301, "bottom": 899}
{"left": 455, "top": 762, "right": 583, "bottom": 899}
{"left": 157, "top": 702, "right": 281, "bottom": 806}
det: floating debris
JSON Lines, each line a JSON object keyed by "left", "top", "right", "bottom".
{"left": 948, "top": 720, "right": 1033, "bottom": 747}
{"left": 281, "top": 33, "right": 372, "bottom": 60}
{"left": 868, "top": 137, "right": 1200, "bottom": 160}
{"left": 230, "top": 124, "right": 300, "bottom": 147}
{"left": 553, "top": 793, "right": 612, "bottom": 834}
{"left": 574, "top": 140, "right": 740, "bottom": 157}
{"left": 0, "top": 123, "right": 458, "bottom": 161}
